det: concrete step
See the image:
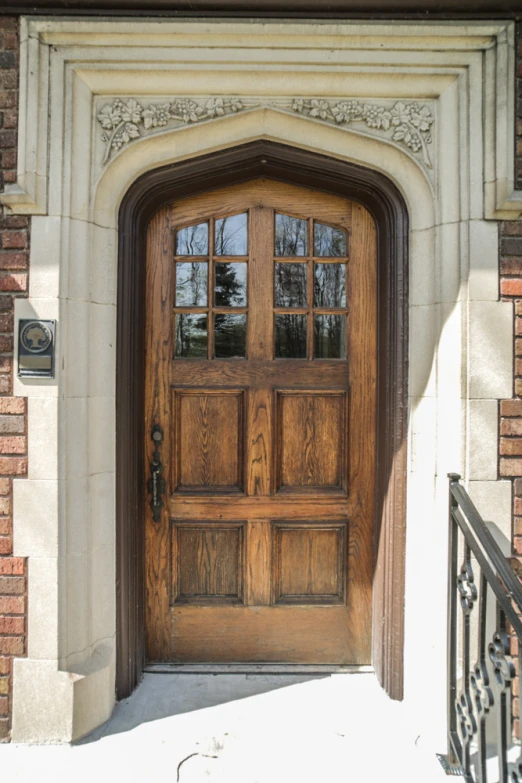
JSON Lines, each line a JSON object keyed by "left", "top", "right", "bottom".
{"left": 0, "top": 672, "right": 448, "bottom": 782}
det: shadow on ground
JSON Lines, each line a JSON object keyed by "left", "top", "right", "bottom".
{"left": 77, "top": 673, "right": 327, "bottom": 743}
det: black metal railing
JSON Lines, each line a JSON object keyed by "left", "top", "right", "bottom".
{"left": 446, "top": 473, "right": 522, "bottom": 782}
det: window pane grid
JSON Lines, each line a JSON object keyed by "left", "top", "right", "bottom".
{"left": 174, "top": 213, "right": 249, "bottom": 359}
{"left": 273, "top": 215, "right": 348, "bottom": 360}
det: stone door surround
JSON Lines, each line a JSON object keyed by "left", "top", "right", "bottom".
{"left": 0, "top": 18, "right": 517, "bottom": 743}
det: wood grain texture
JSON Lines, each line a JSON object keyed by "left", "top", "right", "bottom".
{"left": 170, "top": 495, "right": 351, "bottom": 520}
{"left": 144, "top": 208, "right": 173, "bottom": 662}
{"left": 120, "top": 142, "right": 407, "bottom": 698}
{"left": 171, "top": 605, "right": 362, "bottom": 664}
{"left": 170, "top": 359, "right": 347, "bottom": 387}
{"left": 173, "top": 389, "right": 245, "bottom": 491}
{"left": 246, "top": 388, "right": 272, "bottom": 496}
{"left": 273, "top": 522, "right": 347, "bottom": 605}
{"left": 344, "top": 203, "right": 377, "bottom": 661}
{"left": 276, "top": 391, "right": 347, "bottom": 492}
{"left": 245, "top": 520, "right": 271, "bottom": 606}
{"left": 172, "top": 522, "right": 244, "bottom": 604}
{"left": 146, "top": 178, "right": 376, "bottom": 665}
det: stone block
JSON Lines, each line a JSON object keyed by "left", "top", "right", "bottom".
{"left": 469, "top": 301, "right": 513, "bottom": 399}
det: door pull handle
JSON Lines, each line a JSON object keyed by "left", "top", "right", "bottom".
{"left": 148, "top": 424, "right": 165, "bottom": 523}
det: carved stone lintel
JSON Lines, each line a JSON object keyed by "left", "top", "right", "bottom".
{"left": 97, "top": 97, "right": 246, "bottom": 163}
{"left": 289, "top": 98, "right": 434, "bottom": 169}
{"left": 96, "top": 96, "right": 435, "bottom": 171}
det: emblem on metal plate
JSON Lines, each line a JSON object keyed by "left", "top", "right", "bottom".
{"left": 20, "top": 321, "right": 53, "bottom": 353}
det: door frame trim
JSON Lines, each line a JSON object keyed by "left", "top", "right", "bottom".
{"left": 116, "top": 140, "right": 408, "bottom": 700}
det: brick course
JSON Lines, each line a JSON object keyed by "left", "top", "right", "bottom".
{"left": 0, "top": 16, "right": 28, "bottom": 743}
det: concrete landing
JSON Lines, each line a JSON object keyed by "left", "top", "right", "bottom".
{"left": 0, "top": 673, "right": 447, "bottom": 782}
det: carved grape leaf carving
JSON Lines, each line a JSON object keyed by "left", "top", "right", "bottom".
{"left": 97, "top": 97, "right": 245, "bottom": 163}
{"left": 96, "top": 96, "right": 435, "bottom": 170}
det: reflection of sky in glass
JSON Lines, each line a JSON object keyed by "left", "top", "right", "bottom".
{"left": 275, "top": 214, "right": 308, "bottom": 257}
{"left": 214, "top": 314, "right": 247, "bottom": 358}
{"left": 176, "top": 222, "right": 209, "bottom": 255}
{"left": 215, "top": 213, "right": 248, "bottom": 256}
{"left": 314, "top": 223, "right": 347, "bottom": 257}
{"left": 314, "top": 315, "right": 346, "bottom": 359}
{"left": 314, "top": 264, "right": 346, "bottom": 308}
{"left": 275, "top": 314, "right": 307, "bottom": 358}
{"left": 175, "top": 314, "right": 207, "bottom": 358}
{"left": 175, "top": 262, "right": 208, "bottom": 306}
{"left": 215, "top": 263, "right": 247, "bottom": 307}
{"left": 275, "top": 263, "right": 307, "bottom": 308}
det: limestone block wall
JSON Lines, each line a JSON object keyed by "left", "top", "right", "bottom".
{"left": 0, "top": 16, "right": 28, "bottom": 743}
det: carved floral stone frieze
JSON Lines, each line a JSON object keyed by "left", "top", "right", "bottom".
{"left": 289, "top": 98, "right": 435, "bottom": 169}
{"left": 96, "top": 96, "right": 435, "bottom": 170}
{"left": 97, "top": 97, "right": 245, "bottom": 163}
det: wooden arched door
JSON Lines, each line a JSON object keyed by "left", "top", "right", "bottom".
{"left": 144, "top": 178, "right": 376, "bottom": 664}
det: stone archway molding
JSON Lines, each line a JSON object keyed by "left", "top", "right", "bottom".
{"left": 116, "top": 140, "right": 409, "bottom": 701}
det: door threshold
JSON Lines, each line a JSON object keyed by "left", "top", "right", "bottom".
{"left": 144, "top": 663, "right": 374, "bottom": 674}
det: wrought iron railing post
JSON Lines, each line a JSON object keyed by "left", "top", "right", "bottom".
{"left": 448, "top": 472, "right": 461, "bottom": 767}
{"left": 445, "top": 472, "right": 522, "bottom": 782}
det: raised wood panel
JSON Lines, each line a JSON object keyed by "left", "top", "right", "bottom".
{"left": 172, "top": 389, "right": 245, "bottom": 492}
{"left": 275, "top": 390, "right": 347, "bottom": 493}
{"left": 172, "top": 522, "right": 245, "bottom": 604}
{"left": 273, "top": 521, "right": 347, "bottom": 605}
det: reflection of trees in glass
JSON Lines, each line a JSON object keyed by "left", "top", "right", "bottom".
{"left": 215, "top": 314, "right": 246, "bottom": 358}
{"left": 175, "top": 262, "right": 208, "bottom": 306}
{"left": 215, "top": 214, "right": 248, "bottom": 255}
{"left": 215, "top": 263, "right": 247, "bottom": 306}
{"left": 175, "top": 314, "right": 207, "bottom": 358}
{"left": 314, "top": 264, "right": 346, "bottom": 308}
{"left": 275, "top": 263, "right": 307, "bottom": 307}
{"left": 275, "top": 314, "right": 307, "bottom": 358}
{"left": 314, "top": 315, "right": 345, "bottom": 359}
{"left": 314, "top": 223, "right": 346, "bottom": 257}
{"left": 275, "top": 214, "right": 308, "bottom": 256}
{"left": 176, "top": 222, "right": 208, "bottom": 255}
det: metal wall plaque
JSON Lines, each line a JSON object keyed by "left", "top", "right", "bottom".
{"left": 18, "top": 319, "right": 56, "bottom": 378}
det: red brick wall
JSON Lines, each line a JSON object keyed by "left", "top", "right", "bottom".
{"left": 500, "top": 19, "right": 522, "bottom": 554}
{"left": 0, "top": 17, "right": 28, "bottom": 742}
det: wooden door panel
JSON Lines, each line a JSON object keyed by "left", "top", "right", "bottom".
{"left": 145, "top": 178, "right": 376, "bottom": 665}
{"left": 172, "top": 522, "right": 245, "bottom": 605}
{"left": 170, "top": 606, "right": 363, "bottom": 664}
{"left": 172, "top": 389, "right": 245, "bottom": 493}
{"left": 273, "top": 521, "right": 347, "bottom": 605}
{"left": 275, "top": 390, "right": 348, "bottom": 493}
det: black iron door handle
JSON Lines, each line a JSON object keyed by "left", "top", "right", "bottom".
{"left": 148, "top": 424, "right": 165, "bottom": 522}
